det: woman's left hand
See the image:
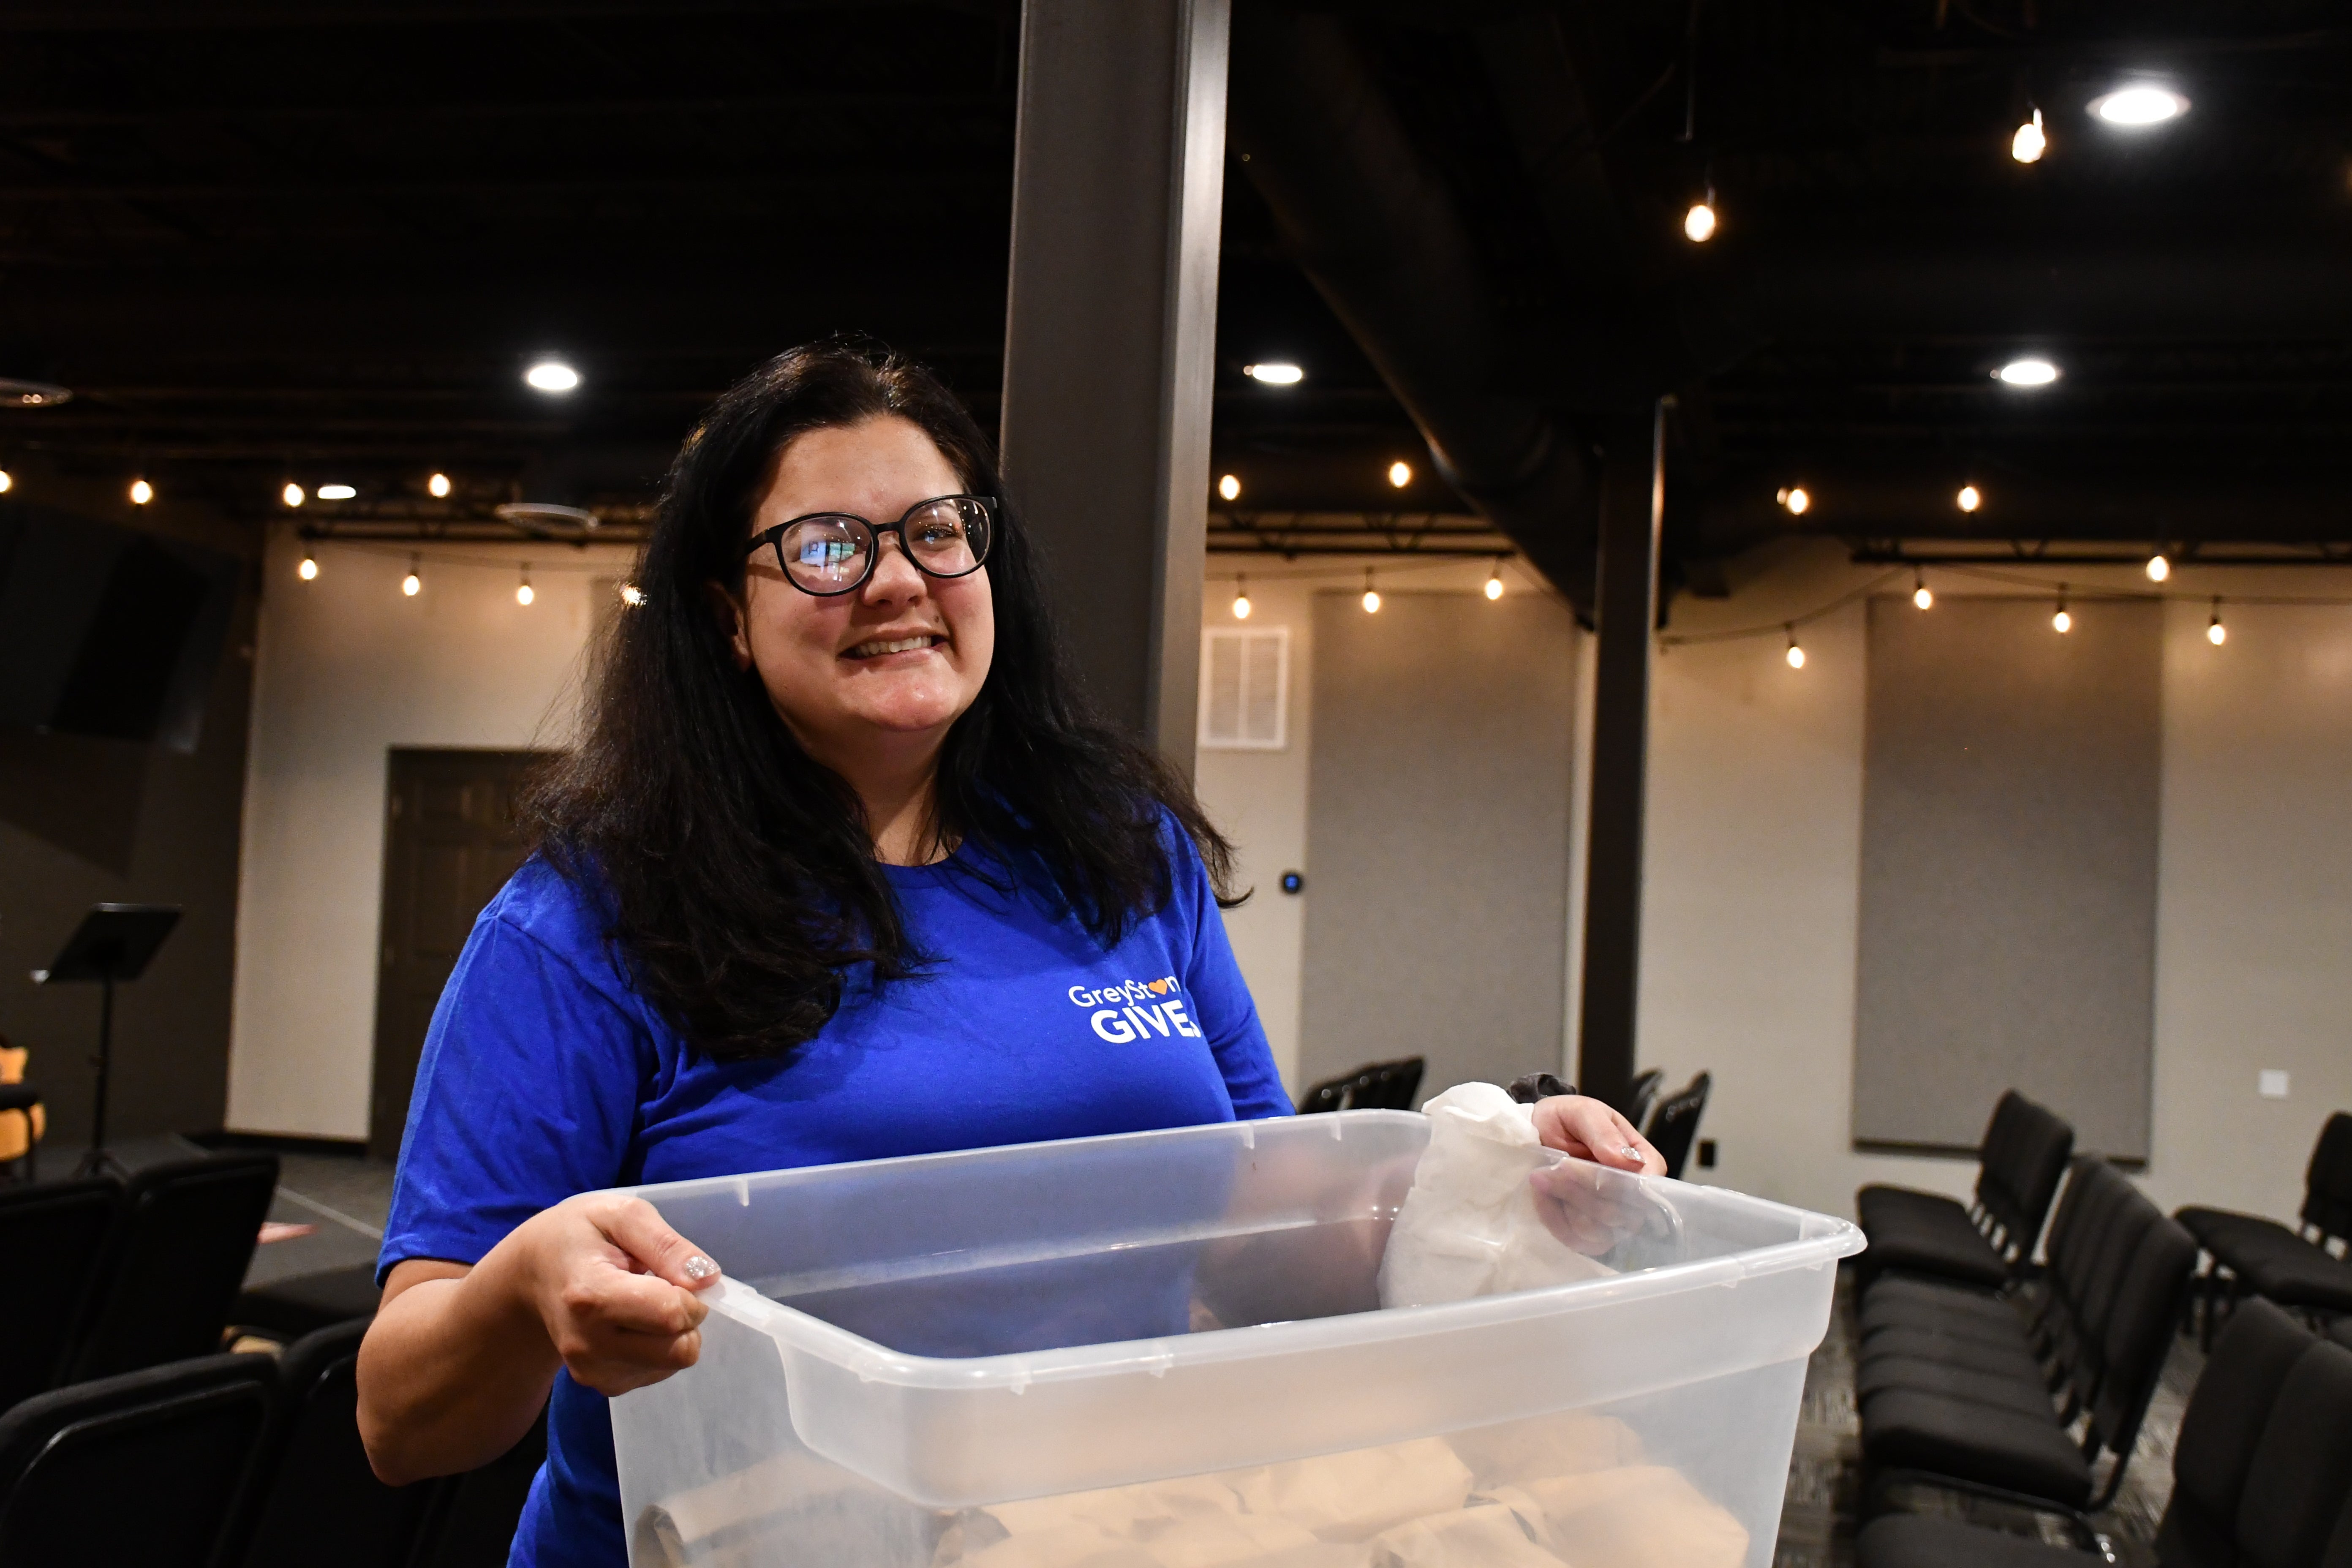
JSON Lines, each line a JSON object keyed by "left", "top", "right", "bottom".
{"left": 1529, "top": 1094, "right": 1666, "bottom": 1176}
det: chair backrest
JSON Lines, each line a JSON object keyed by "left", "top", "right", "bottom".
{"left": 0, "top": 1176, "right": 120, "bottom": 1411}
{"left": 218, "top": 1320, "right": 442, "bottom": 1568}
{"left": 2088, "top": 1209, "right": 2197, "bottom": 1452}
{"left": 1295, "top": 1058, "right": 1425, "bottom": 1114}
{"left": 0, "top": 1351, "right": 274, "bottom": 1567}
{"left": 1981, "top": 1093, "right": 2074, "bottom": 1261}
{"left": 1644, "top": 1072, "right": 1711, "bottom": 1179}
{"left": 2301, "top": 1111, "right": 2352, "bottom": 1241}
{"left": 1623, "top": 1068, "right": 1665, "bottom": 1130}
{"left": 2158, "top": 1298, "right": 2317, "bottom": 1568}
{"left": 66, "top": 1152, "right": 280, "bottom": 1383}
{"left": 2235, "top": 1338, "right": 2352, "bottom": 1568}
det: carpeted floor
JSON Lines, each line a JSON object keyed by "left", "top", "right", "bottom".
{"left": 1775, "top": 1269, "right": 2198, "bottom": 1566}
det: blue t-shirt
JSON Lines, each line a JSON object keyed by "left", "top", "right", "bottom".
{"left": 378, "top": 832, "right": 1288, "bottom": 1568}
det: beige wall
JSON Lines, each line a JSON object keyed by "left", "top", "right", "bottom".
{"left": 1204, "top": 540, "right": 2352, "bottom": 1226}
{"left": 227, "top": 526, "right": 636, "bottom": 1139}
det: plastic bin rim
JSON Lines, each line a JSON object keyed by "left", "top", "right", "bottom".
{"left": 616, "top": 1113, "right": 1862, "bottom": 1395}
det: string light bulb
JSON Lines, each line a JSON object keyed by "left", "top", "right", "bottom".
{"left": 1913, "top": 570, "right": 1933, "bottom": 610}
{"left": 1683, "top": 194, "right": 1718, "bottom": 243}
{"left": 1361, "top": 568, "right": 1381, "bottom": 614}
{"left": 1784, "top": 626, "right": 1805, "bottom": 669}
{"left": 516, "top": 564, "right": 535, "bottom": 607}
{"left": 2145, "top": 553, "right": 2170, "bottom": 583}
{"left": 427, "top": 471, "right": 452, "bottom": 498}
{"left": 297, "top": 552, "right": 318, "bottom": 581}
{"left": 1217, "top": 473, "right": 1241, "bottom": 503}
{"left": 282, "top": 481, "right": 305, "bottom": 508}
{"left": 2207, "top": 598, "right": 2227, "bottom": 645}
{"left": 1957, "top": 484, "right": 1982, "bottom": 513}
{"left": 2052, "top": 585, "right": 2072, "bottom": 634}
{"left": 1232, "top": 575, "right": 1252, "bottom": 620}
{"left": 1484, "top": 559, "right": 1505, "bottom": 600}
{"left": 0, "top": 469, "right": 11, "bottom": 493}
{"left": 1388, "top": 460, "right": 1413, "bottom": 489}
{"left": 402, "top": 555, "right": 422, "bottom": 597}
{"left": 2011, "top": 107, "right": 2047, "bottom": 164}
{"left": 129, "top": 477, "right": 154, "bottom": 505}
{"left": 1777, "top": 485, "right": 1811, "bottom": 516}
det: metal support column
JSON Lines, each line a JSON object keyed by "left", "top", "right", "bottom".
{"left": 998, "top": 0, "right": 1230, "bottom": 771}
{"left": 1575, "top": 403, "right": 1664, "bottom": 1112}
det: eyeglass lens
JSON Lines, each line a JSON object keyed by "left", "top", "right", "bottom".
{"left": 778, "top": 498, "right": 989, "bottom": 592}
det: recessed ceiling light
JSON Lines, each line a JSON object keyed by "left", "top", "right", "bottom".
{"left": 1217, "top": 473, "right": 1241, "bottom": 502}
{"left": 1388, "top": 460, "right": 1413, "bottom": 488}
{"left": 282, "top": 482, "right": 305, "bottom": 508}
{"left": 2091, "top": 85, "right": 2188, "bottom": 127}
{"left": 427, "top": 471, "right": 453, "bottom": 498}
{"left": 316, "top": 483, "right": 357, "bottom": 501}
{"left": 1682, "top": 200, "right": 1718, "bottom": 242}
{"left": 1996, "top": 358, "right": 2060, "bottom": 387}
{"left": 525, "top": 359, "right": 581, "bottom": 393}
{"left": 0, "top": 378, "right": 72, "bottom": 407}
{"left": 1243, "top": 362, "right": 1303, "bottom": 385}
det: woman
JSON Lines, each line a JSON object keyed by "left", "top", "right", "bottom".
{"left": 355, "top": 340, "right": 1660, "bottom": 1568}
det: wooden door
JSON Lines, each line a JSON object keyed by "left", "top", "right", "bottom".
{"left": 370, "top": 749, "right": 547, "bottom": 1159}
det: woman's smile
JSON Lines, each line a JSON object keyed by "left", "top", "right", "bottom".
{"left": 844, "top": 630, "right": 949, "bottom": 661}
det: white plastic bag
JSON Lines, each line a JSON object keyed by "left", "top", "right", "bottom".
{"left": 1376, "top": 1082, "right": 1615, "bottom": 1310}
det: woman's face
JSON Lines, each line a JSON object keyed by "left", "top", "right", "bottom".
{"left": 725, "top": 415, "right": 995, "bottom": 772}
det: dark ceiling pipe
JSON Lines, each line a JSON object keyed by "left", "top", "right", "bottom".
{"left": 1227, "top": 8, "right": 1600, "bottom": 607}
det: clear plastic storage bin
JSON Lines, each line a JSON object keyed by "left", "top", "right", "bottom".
{"left": 610, "top": 1111, "right": 1861, "bottom": 1568}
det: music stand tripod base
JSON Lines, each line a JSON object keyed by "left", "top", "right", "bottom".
{"left": 32, "top": 904, "right": 181, "bottom": 1180}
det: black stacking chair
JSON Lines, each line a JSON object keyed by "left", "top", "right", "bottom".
{"left": 1644, "top": 1072, "right": 1710, "bottom": 1179}
{"left": 64, "top": 1151, "right": 279, "bottom": 1383}
{"left": 1623, "top": 1067, "right": 1666, "bottom": 1131}
{"left": 2176, "top": 1110, "right": 2352, "bottom": 1341}
{"left": 0, "top": 1176, "right": 120, "bottom": 1413}
{"left": 1858, "top": 1298, "right": 2352, "bottom": 1568}
{"left": 1858, "top": 1176, "right": 2198, "bottom": 1515}
{"left": 0, "top": 1351, "right": 275, "bottom": 1567}
{"left": 233, "top": 1261, "right": 384, "bottom": 1341}
{"left": 1856, "top": 1091, "right": 2074, "bottom": 1291}
{"left": 1295, "top": 1056, "right": 1425, "bottom": 1113}
{"left": 413, "top": 1403, "right": 550, "bottom": 1568}
{"left": 218, "top": 1320, "right": 440, "bottom": 1568}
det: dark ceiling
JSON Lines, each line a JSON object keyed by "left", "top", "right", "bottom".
{"left": 4, "top": 1, "right": 2350, "bottom": 588}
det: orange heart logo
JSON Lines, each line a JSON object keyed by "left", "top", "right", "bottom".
{"left": 1149, "top": 979, "right": 1171, "bottom": 995}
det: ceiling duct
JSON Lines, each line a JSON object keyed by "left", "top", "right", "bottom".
{"left": 1228, "top": 8, "right": 1601, "bottom": 607}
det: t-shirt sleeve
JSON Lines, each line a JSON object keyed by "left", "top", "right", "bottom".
{"left": 377, "top": 908, "right": 650, "bottom": 1284}
{"left": 1167, "top": 823, "right": 1292, "bottom": 1122}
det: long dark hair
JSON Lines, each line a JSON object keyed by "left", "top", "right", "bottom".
{"left": 528, "top": 338, "right": 1239, "bottom": 1063}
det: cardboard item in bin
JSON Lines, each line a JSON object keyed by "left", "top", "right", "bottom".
{"left": 1515, "top": 1467, "right": 1748, "bottom": 1568}
{"left": 1367, "top": 1500, "right": 1562, "bottom": 1568}
{"left": 1229, "top": 1439, "right": 1473, "bottom": 1543}
{"left": 1377, "top": 1083, "right": 1617, "bottom": 1309}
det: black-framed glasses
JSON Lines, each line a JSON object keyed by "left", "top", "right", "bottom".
{"left": 748, "top": 494, "right": 995, "bottom": 596}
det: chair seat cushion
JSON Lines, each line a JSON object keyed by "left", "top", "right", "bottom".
{"left": 1856, "top": 1355, "right": 2061, "bottom": 1419}
{"left": 1858, "top": 1187, "right": 2011, "bottom": 1288}
{"left": 1857, "top": 1514, "right": 2084, "bottom": 1568}
{"left": 2177, "top": 1204, "right": 2295, "bottom": 1257}
{"left": 1861, "top": 1300, "right": 2034, "bottom": 1350}
{"left": 2232, "top": 1241, "right": 2352, "bottom": 1313}
{"left": 1860, "top": 1327, "right": 2044, "bottom": 1385}
{"left": 1861, "top": 1388, "right": 2093, "bottom": 1507}
{"left": 1860, "top": 1282, "right": 2023, "bottom": 1340}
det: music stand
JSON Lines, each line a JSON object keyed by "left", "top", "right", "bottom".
{"left": 32, "top": 904, "right": 181, "bottom": 1179}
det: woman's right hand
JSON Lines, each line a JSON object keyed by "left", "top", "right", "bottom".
{"left": 359, "top": 1193, "right": 723, "bottom": 1484}
{"left": 506, "top": 1192, "right": 724, "bottom": 1396}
